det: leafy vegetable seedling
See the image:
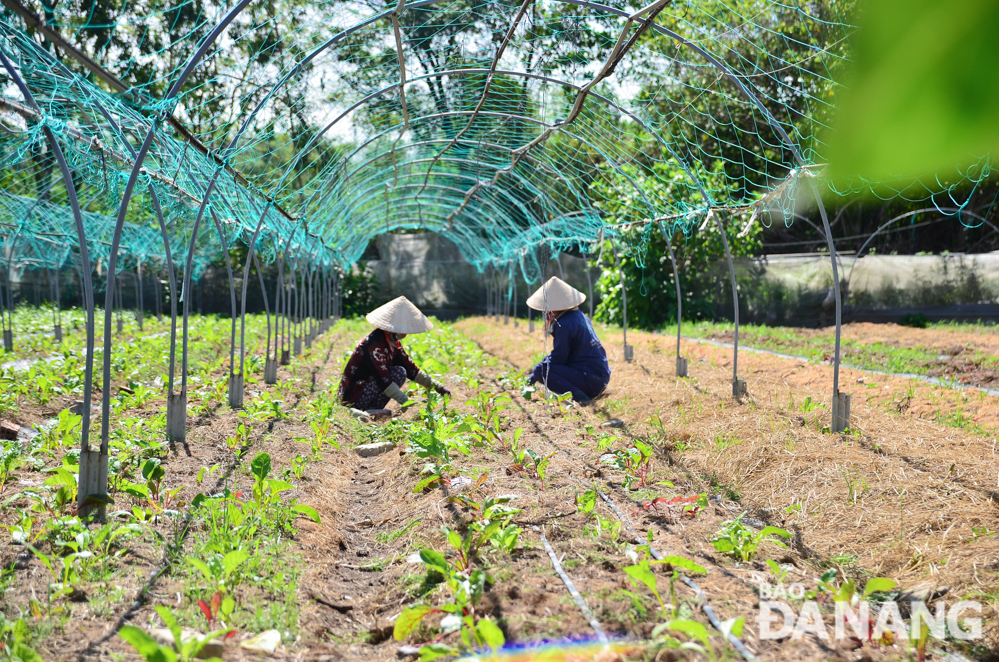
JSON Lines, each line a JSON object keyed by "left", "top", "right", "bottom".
{"left": 710, "top": 514, "right": 791, "bottom": 562}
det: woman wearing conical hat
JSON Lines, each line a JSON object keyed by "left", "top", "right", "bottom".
{"left": 526, "top": 277, "right": 610, "bottom": 404}
{"left": 337, "top": 296, "right": 451, "bottom": 412}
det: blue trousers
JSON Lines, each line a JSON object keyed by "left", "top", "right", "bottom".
{"left": 355, "top": 365, "right": 407, "bottom": 410}
{"left": 531, "top": 363, "right": 608, "bottom": 402}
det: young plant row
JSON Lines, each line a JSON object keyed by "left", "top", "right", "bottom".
{"left": 0, "top": 314, "right": 338, "bottom": 661}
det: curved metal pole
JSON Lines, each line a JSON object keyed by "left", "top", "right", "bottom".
{"left": 847, "top": 208, "right": 997, "bottom": 288}
{"left": 659, "top": 222, "right": 685, "bottom": 375}
{"left": 712, "top": 211, "right": 744, "bottom": 397}
{"left": 208, "top": 211, "right": 240, "bottom": 407}
{"left": 312, "top": 106, "right": 662, "bottom": 230}
{"left": 339, "top": 183, "right": 536, "bottom": 240}
{"left": 335, "top": 163, "right": 550, "bottom": 230}
{"left": 0, "top": 263, "right": 7, "bottom": 339}
{"left": 236, "top": 204, "right": 275, "bottom": 378}
{"left": 136, "top": 262, "right": 144, "bottom": 330}
{"left": 811, "top": 181, "right": 846, "bottom": 431}
{"left": 290, "top": 258, "right": 300, "bottom": 355}
{"left": 253, "top": 251, "right": 271, "bottom": 362}
{"left": 610, "top": 242, "right": 631, "bottom": 362}
{"left": 0, "top": 49, "right": 97, "bottom": 512}
{"left": 181, "top": 175, "right": 221, "bottom": 399}
{"left": 149, "top": 190, "right": 180, "bottom": 396}
{"left": 75, "top": 76, "right": 183, "bottom": 397}
{"left": 274, "top": 226, "right": 302, "bottom": 365}
{"left": 95, "top": 0, "right": 255, "bottom": 446}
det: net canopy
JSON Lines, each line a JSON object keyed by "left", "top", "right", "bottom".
{"left": 0, "top": 0, "right": 990, "bottom": 283}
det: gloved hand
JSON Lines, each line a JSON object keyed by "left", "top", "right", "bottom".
{"left": 382, "top": 382, "right": 409, "bottom": 408}
{"left": 416, "top": 370, "right": 450, "bottom": 397}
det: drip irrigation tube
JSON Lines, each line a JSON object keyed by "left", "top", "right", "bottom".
{"left": 480, "top": 357, "right": 758, "bottom": 658}
{"left": 594, "top": 490, "right": 758, "bottom": 661}
{"left": 534, "top": 526, "right": 610, "bottom": 645}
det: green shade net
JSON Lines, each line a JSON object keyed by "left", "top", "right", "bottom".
{"left": 0, "top": 0, "right": 990, "bottom": 283}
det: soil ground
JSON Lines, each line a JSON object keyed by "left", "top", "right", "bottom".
{"left": 1, "top": 316, "right": 997, "bottom": 662}
{"left": 699, "top": 322, "right": 999, "bottom": 389}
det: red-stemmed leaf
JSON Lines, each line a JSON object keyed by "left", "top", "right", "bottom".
{"left": 197, "top": 600, "right": 213, "bottom": 624}
{"left": 210, "top": 592, "right": 223, "bottom": 618}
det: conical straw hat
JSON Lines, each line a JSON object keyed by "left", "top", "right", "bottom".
{"left": 366, "top": 296, "right": 433, "bottom": 334}
{"left": 526, "top": 276, "right": 586, "bottom": 312}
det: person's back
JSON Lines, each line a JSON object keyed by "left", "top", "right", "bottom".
{"left": 525, "top": 277, "right": 611, "bottom": 403}
{"left": 549, "top": 309, "right": 610, "bottom": 381}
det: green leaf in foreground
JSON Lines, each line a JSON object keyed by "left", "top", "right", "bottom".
{"left": 657, "top": 555, "right": 707, "bottom": 575}
{"left": 394, "top": 605, "right": 436, "bottom": 640}
{"left": 862, "top": 577, "right": 897, "bottom": 599}
{"left": 826, "top": 0, "right": 999, "bottom": 181}
{"left": 11, "top": 643, "right": 47, "bottom": 662}
{"left": 476, "top": 617, "right": 505, "bottom": 651}
{"left": 292, "top": 504, "right": 321, "bottom": 523}
{"left": 119, "top": 625, "right": 177, "bottom": 662}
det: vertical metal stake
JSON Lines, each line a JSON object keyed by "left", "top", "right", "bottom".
{"left": 714, "top": 211, "right": 745, "bottom": 397}
{"left": 612, "top": 243, "right": 632, "bottom": 362}
{"left": 813, "top": 180, "right": 848, "bottom": 431}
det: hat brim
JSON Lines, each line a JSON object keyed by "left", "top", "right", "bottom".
{"left": 526, "top": 278, "right": 586, "bottom": 311}
{"left": 365, "top": 296, "right": 434, "bottom": 334}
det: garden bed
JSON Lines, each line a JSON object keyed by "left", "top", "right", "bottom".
{"left": 0, "top": 312, "right": 996, "bottom": 662}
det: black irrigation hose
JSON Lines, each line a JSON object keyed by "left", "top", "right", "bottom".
{"left": 595, "top": 490, "right": 758, "bottom": 662}
{"left": 78, "top": 514, "right": 194, "bottom": 659}
{"left": 477, "top": 353, "right": 757, "bottom": 658}
{"left": 534, "top": 526, "right": 609, "bottom": 645}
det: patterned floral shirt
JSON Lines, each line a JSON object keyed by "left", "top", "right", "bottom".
{"left": 337, "top": 329, "right": 420, "bottom": 405}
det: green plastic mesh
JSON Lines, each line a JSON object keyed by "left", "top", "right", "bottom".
{"left": 0, "top": 0, "right": 991, "bottom": 284}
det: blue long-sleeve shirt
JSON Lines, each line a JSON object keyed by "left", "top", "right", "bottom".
{"left": 539, "top": 309, "right": 611, "bottom": 381}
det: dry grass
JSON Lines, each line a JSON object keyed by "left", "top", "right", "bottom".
{"left": 457, "top": 316, "right": 999, "bottom": 651}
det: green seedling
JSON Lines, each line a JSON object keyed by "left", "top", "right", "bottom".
{"left": 119, "top": 606, "right": 233, "bottom": 662}
{"left": 710, "top": 514, "right": 791, "bottom": 562}
{"left": 0, "top": 617, "right": 44, "bottom": 662}
{"left": 623, "top": 554, "right": 706, "bottom": 617}
{"left": 187, "top": 549, "right": 251, "bottom": 593}
{"left": 3, "top": 509, "right": 36, "bottom": 544}
{"left": 447, "top": 485, "right": 522, "bottom": 554}
{"left": 0, "top": 443, "right": 24, "bottom": 494}
{"left": 37, "top": 409, "right": 82, "bottom": 454}
{"left": 197, "top": 590, "right": 236, "bottom": 628}
{"left": 652, "top": 616, "right": 744, "bottom": 662}
{"left": 765, "top": 559, "right": 788, "bottom": 585}
{"left": 246, "top": 390, "right": 285, "bottom": 421}
{"left": 576, "top": 488, "right": 598, "bottom": 515}
{"left": 26, "top": 544, "right": 87, "bottom": 601}
{"left": 287, "top": 455, "right": 308, "bottom": 479}
{"left": 602, "top": 439, "right": 654, "bottom": 488}
{"left": 247, "top": 452, "right": 320, "bottom": 525}
{"left": 516, "top": 449, "right": 556, "bottom": 490}
{"left": 394, "top": 547, "right": 504, "bottom": 656}
{"left": 225, "top": 418, "right": 252, "bottom": 455}
{"left": 410, "top": 394, "right": 471, "bottom": 492}
{"left": 816, "top": 568, "right": 896, "bottom": 607}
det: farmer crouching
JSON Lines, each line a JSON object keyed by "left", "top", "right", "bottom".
{"left": 526, "top": 277, "right": 610, "bottom": 405}
{"left": 337, "top": 296, "right": 450, "bottom": 416}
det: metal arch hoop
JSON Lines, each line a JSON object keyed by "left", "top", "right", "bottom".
{"left": 333, "top": 167, "right": 556, "bottom": 234}
{"left": 289, "top": 67, "right": 711, "bottom": 216}
{"left": 0, "top": 48, "right": 99, "bottom": 515}
{"left": 100, "top": 0, "right": 256, "bottom": 447}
